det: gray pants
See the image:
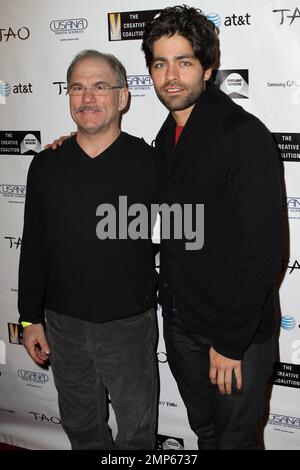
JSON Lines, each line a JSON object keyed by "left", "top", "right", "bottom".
{"left": 46, "top": 308, "right": 158, "bottom": 450}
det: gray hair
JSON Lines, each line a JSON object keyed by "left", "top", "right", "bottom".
{"left": 66, "top": 49, "right": 127, "bottom": 88}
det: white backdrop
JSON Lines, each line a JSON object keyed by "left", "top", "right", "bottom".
{"left": 0, "top": 0, "right": 300, "bottom": 450}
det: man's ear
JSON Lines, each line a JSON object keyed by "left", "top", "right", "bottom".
{"left": 119, "top": 87, "right": 129, "bottom": 111}
{"left": 204, "top": 68, "right": 213, "bottom": 82}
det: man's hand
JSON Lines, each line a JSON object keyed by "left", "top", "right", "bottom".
{"left": 22, "top": 323, "right": 50, "bottom": 365}
{"left": 209, "top": 346, "right": 242, "bottom": 395}
{"left": 44, "top": 131, "right": 76, "bottom": 150}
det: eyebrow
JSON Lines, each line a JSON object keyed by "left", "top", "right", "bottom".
{"left": 152, "top": 54, "right": 196, "bottom": 62}
{"left": 69, "top": 80, "right": 109, "bottom": 87}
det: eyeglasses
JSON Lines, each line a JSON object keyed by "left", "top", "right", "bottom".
{"left": 68, "top": 84, "right": 123, "bottom": 96}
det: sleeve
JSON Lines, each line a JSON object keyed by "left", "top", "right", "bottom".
{"left": 18, "top": 157, "right": 46, "bottom": 323}
{"left": 212, "top": 117, "right": 283, "bottom": 359}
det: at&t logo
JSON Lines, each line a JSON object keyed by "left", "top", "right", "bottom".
{"left": 281, "top": 315, "right": 296, "bottom": 330}
{"left": 0, "top": 81, "right": 11, "bottom": 104}
{"left": 207, "top": 12, "right": 251, "bottom": 27}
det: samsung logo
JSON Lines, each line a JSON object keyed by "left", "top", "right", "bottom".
{"left": 50, "top": 18, "right": 88, "bottom": 32}
{"left": 17, "top": 370, "right": 49, "bottom": 384}
{"left": 0, "top": 184, "right": 26, "bottom": 196}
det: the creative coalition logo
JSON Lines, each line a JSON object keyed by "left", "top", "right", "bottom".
{"left": 215, "top": 70, "right": 249, "bottom": 99}
{"left": 207, "top": 12, "right": 251, "bottom": 27}
{"left": 272, "top": 133, "right": 300, "bottom": 162}
{"left": 156, "top": 434, "right": 184, "bottom": 450}
{"left": 7, "top": 323, "right": 23, "bottom": 345}
{"left": 273, "top": 7, "right": 300, "bottom": 25}
{"left": 127, "top": 75, "right": 153, "bottom": 97}
{"left": 29, "top": 412, "right": 61, "bottom": 425}
{"left": 281, "top": 315, "right": 297, "bottom": 330}
{"left": 282, "top": 197, "right": 300, "bottom": 219}
{"left": 0, "top": 131, "right": 41, "bottom": 155}
{"left": 108, "top": 10, "right": 161, "bottom": 41}
{"left": 17, "top": 370, "right": 49, "bottom": 386}
{"left": 273, "top": 362, "right": 300, "bottom": 389}
{"left": 50, "top": 18, "right": 88, "bottom": 41}
{"left": 0, "top": 26, "right": 30, "bottom": 42}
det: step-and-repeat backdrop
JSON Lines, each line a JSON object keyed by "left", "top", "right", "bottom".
{"left": 0, "top": 0, "right": 300, "bottom": 450}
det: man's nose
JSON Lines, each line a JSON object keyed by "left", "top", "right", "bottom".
{"left": 165, "top": 63, "right": 178, "bottom": 82}
{"left": 82, "top": 88, "right": 96, "bottom": 102}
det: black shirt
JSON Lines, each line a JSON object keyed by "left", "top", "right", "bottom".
{"left": 18, "top": 132, "right": 158, "bottom": 324}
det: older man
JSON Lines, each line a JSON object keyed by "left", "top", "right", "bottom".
{"left": 19, "top": 50, "right": 158, "bottom": 450}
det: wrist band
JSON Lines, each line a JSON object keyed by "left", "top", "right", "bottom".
{"left": 21, "top": 321, "right": 33, "bottom": 328}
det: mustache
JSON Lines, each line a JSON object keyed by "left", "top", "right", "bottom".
{"left": 76, "top": 105, "right": 103, "bottom": 112}
{"left": 164, "top": 81, "right": 185, "bottom": 87}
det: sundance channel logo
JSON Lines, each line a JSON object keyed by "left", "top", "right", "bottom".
{"left": 282, "top": 197, "right": 300, "bottom": 219}
{"left": 156, "top": 434, "right": 184, "bottom": 450}
{"left": 215, "top": 69, "right": 249, "bottom": 99}
{"left": 50, "top": 18, "right": 88, "bottom": 41}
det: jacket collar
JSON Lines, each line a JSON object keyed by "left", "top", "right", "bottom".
{"left": 155, "top": 85, "right": 238, "bottom": 176}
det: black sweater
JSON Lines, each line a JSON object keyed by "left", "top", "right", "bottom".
{"left": 18, "top": 133, "right": 158, "bottom": 324}
{"left": 156, "top": 86, "right": 283, "bottom": 359}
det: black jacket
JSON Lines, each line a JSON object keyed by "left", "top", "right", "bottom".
{"left": 156, "top": 85, "right": 283, "bottom": 359}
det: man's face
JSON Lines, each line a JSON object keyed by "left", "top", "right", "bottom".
{"left": 69, "top": 57, "right": 127, "bottom": 136}
{"left": 150, "top": 33, "right": 212, "bottom": 114}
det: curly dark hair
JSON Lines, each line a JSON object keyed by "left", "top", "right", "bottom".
{"left": 142, "top": 5, "right": 220, "bottom": 72}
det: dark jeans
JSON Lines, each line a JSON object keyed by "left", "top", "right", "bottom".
{"left": 163, "top": 305, "right": 274, "bottom": 450}
{"left": 46, "top": 308, "right": 158, "bottom": 450}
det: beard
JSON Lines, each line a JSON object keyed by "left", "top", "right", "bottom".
{"left": 154, "top": 79, "right": 206, "bottom": 112}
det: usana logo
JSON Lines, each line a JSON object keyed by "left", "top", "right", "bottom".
{"left": 17, "top": 370, "right": 49, "bottom": 385}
